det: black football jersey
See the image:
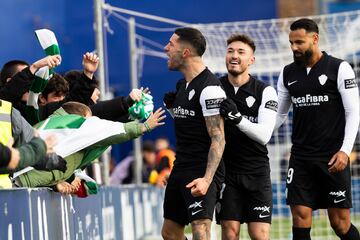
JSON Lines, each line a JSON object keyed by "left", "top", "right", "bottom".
{"left": 171, "top": 68, "right": 226, "bottom": 171}
{"left": 280, "top": 52, "right": 352, "bottom": 158}
{"left": 220, "top": 75, "right": 274, "bottom": 174}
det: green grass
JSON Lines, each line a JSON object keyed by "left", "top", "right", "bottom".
{"left": 184, "top": 213, "right": 360, "bottom": 240}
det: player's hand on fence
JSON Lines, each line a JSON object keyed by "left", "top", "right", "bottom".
{"left": 163, "top": 91, "right": 176, "bottom": 109}
{"left": 186, "top": 177, "right": 211, "bottom": 197}
{"left": 30, "top": 55, "right": 62, "bottom": 73}
{"left": 83, "top": 52, "right": 99, "bottom": 77}
{"left": 142, "top": 108, "right": 166, "bottom": 133}
{"left": 328, "top": 151, "right": 349, "bottom": 173}
{"left": 220, "top": 98, "right": 242, "bottom": 124}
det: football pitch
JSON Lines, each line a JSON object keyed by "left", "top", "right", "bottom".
{"left": 185, "top": 214, "right": 360, "bottom": 240}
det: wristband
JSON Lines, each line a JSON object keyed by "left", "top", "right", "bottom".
{"left": 144, "top": 122, "right": 151, "bottom": 132}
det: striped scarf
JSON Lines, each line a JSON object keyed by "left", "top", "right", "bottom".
{"left": 26, "top": 29, "right": 60, "bottom": 125}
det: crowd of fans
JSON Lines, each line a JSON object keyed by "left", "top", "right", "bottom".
{"left": 0, "top": 52, "right": 170, "bottom": 196}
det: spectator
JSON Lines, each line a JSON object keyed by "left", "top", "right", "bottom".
{"left": 0, "top": 99, "right": 66, "bottom": 188}
{"left": 14, "top": 102, "right": 165, "bottom": 188}
{"left": 39, "top": 73, "right": 69, "bottom": 105}
{"left": 110, "top": 140, "right": 157, "bottom": 184}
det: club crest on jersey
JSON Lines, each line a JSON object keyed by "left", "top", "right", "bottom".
{"left": 318, "top": 74, "right": 328, "bottom": 85}
{"left": 188, "top": 89, "right": 195, "bottom": 101}
{"left": 245, "top": 96, "right": 256, "bottom": 108}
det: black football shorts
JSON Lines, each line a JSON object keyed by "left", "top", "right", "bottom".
{"left": 286, "top": 155, "right": 352, "bottom": 209}
{"left": 217, "top": 173, "right": 272, "bottom": 224}
{"left": 163, "top": 170, "right": 222, "bottom": 226}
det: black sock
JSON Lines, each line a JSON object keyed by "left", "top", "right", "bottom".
{"left": 293, "top": 227, "right": 311, "bottom": 240}
{"left": 339, "top": 224, "right": 360, "bottom": 240}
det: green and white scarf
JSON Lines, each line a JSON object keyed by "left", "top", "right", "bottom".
{"left": 13, "top": 111, "right": 127, "bottom": 178}
{"left": 26, "top": 29, "right": 60, "bottom": 125}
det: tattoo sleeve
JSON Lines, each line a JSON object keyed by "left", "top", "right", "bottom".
{"left": 204, "top": 114, "right": 225, "bottom": 182}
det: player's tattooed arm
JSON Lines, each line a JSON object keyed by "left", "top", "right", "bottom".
{"left": 186, "top": 114, "right": 225, "bottom": 196}
{"left": 204, "top": 114, "right": 225, "bottom": 182}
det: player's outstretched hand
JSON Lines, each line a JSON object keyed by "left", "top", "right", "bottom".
{"left": 142, "top": 108, "right": 166, "bottom": 133}
{"left": 186, "top": 177, "right": 211, "bottom": 197}
{"left": 328, "top": 151, "right": 349, "bottom": 173}
{"left": 163, "top": 91, "right": 176, "bottom": 109}
{"left": 220, "top": 99, "right": 242, "bottom": 124}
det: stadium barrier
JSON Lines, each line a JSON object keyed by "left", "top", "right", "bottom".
{"left": 1, "top": 180, "right": 359, "bottom": 239}
{"left": 0, "top": 185, "right": 164, "bottom": 240}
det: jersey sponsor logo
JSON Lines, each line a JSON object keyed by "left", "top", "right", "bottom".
{"left": 189, "top": 200, "right": 204, "bottom": 215}
{"left": 253, "top": 206, "right": 271, "bottom": 219}
{"left": 188, "top": 200, "right": 203, "bottom": 209}
{"left": 291, "top": 94, "right": 329, "bottom": 107}
{"left": 242, "top": 115, "right": 257, "bottom": 123}
{"left": 264, "top": 100, "right": 278, "bottom": 112}
{"left": 191, "top": 209, "right": 204, "bottom": 216}
{"left": 205, "top": 98, "right": 224, "bottom": 110}
{"left": 188, "top": 89, "right": 195, "bottom": 100}
{"left": 245, "top": 96, "right": 256, "bottom": 108}
{"left": 344, "top": 78, "right": 357, "bottom": 89}
{"left": 318, "top": 74, "right": 328, "bottom": 85}
{"left": 173, "top": 106, "right": 195, "bottom": 118}
{"left": 288, "top": 80, "right": 297, "bottom": 86}
{"left": 329, "top": 190, "right": 346, "bottom": 204}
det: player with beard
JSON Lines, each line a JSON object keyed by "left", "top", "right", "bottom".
{"left": 217, "top": 34, "right": 278, "bottom": 240}
{"left": 161, "top": 27, "right": 226, "bottom": 240}
{"left": 276, "top": 18, "right": 360, "bottom": 240}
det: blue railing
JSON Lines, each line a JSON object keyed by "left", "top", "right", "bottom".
{"left": 0, "top": 185, "right": 164, "bottom": 240}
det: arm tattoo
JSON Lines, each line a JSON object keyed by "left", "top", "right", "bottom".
{"left": 204, "top": 114, "right": 225, "bottom": 182}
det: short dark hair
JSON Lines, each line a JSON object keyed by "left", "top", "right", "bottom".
{"left": 0, "top": 60, "right": 29, "bottom": 86}
{"left": 174, "top": 27, "right": 206, "bottom": 56}
{"left": 142, "top": 140, "right": 156, "bottom": 152}
{"left": 290, "top": 18, "right": 319, "bottom": 34}
{"left": 41, "top": 73, "right": 69, "bottom": 100}
{"left": 62, "top": 101, "right": 92, "bottom": 117}
{"left": 227, "top": 34, "right": 256, "bottom": 53}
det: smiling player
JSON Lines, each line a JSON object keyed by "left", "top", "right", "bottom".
{"left": 218, "top": 34, "right": 278, "bottom": 240}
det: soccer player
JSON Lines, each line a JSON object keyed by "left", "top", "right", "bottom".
{"left": 218, "top": 34, "right": 278, "bottom": 240}
{"left": 162, "top": 27, "right": 226, "bottom": 240}
{"left": 276, "top": 18, "right": 360, "bottom": 240}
